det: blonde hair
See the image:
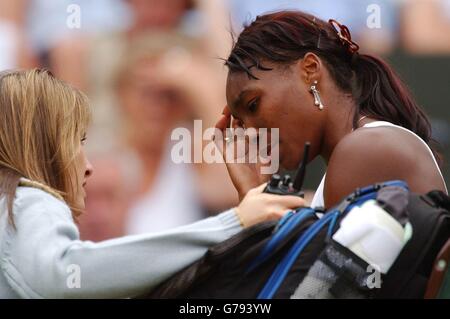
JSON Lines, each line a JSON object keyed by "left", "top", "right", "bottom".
{"left": 0, "top": 69, "right": 91, "bottom": 224}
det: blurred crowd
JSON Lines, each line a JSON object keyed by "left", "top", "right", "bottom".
{"left": 0, "top": 0, "right": 449, "bottom": 241}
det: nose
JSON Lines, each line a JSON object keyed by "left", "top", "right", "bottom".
{"left": 85, "top": 160, "right": 94, "bottom": 178}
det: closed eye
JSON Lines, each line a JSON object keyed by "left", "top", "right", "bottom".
{"left": 247, "top": 98, "right": 259, "bottom": 113}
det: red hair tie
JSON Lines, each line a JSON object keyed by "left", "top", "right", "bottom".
{"left": 328, "top": 19, "right": 360, "bottom": 54}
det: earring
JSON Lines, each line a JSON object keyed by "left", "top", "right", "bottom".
{"left": 310, "top": 80, "right": 324, "bottom": 110}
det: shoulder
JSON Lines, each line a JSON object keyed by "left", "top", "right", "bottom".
{"left": 324, "top": 126, "right": 418, "bottom": 207}
{"left": 13, "top": 185, "right": 72, "bottom": 221}
{"left": 331, "top": 126, "right": 418, "bottom": 165}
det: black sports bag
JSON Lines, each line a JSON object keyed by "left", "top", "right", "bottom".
{"left": 140, "top": 181, "right": 450, "bottom": 299}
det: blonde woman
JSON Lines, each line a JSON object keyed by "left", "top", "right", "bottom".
{"left": 0, "top": 69, "right": 304, "bottom": 298}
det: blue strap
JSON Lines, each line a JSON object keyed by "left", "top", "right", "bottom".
{"left": 327, "top": 211, "right": 340, "bottom": 238}
{"left": 247, "top": 208, "right": 316, "bottom": 273}
{"left": 257, "top": 211, "right": 340, "bottom": 299}
{"left": 354, "top": 180, "right": 408, "bottom": 198}
{"left": 256, "top": 180, "right": 409, "bottom": 299}
{"left": 331, "top": 180, "right": 409, "bottom": 215}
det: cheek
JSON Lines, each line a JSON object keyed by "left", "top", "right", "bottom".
{"left": 75, "top": 149, "right": 87, "bottom": 177}
{"left": 259, "top": 95, "right": 299, "bottom": 133}
{"left": 267, "top": 94, "right": 312, "bottom": 163}
{"left": 76, "top": 156, "right": 85, "bottom": 181}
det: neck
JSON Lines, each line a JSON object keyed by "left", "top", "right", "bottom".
{"left": 320, "top": 92, "right": 357, "bottom": 163}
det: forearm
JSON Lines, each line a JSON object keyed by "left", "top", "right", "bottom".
{"left": 2, "top": 205, "right": 241, "bottom": 299}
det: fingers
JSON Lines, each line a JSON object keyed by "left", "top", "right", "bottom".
{"left": 215, "top": 114, "right": 230, "bottom": 130}
{"left": 236, "top": 188, "right": 307, "bottom": 227}
{"left": 262, "top": 194, "right": 305, "bottom": 210}
{"left": 263, "top": 197, "right": 305, "bottom": 222}
{"left": 232, "top": 117, "right": 242, "bottom": 129}
{"left": 222, "top": 105, "right": 231, "bottom": 116}
{"left": 276, "top": 209, "right": 292, "bottom": 219}
{"left": 216, "top": 106, "right": 245, "bottom": 133}
{"left": 216, "top": 106, "right": 231, "bottom": 130}
{"left": 212, "top": 124, "right": 230, "bottom": 155}
{"left": 274, "top": 195, "right": 306, "bottom": 209}
{"left": 248, "top": 183, "right": 268, "bottom": 195}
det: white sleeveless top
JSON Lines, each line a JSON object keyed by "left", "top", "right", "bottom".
{"left": 310, "top": 121, "right": 448, "bottom": 208}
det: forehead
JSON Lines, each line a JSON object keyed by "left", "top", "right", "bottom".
{"left": 225, "top": 63, "right": 295, "bottom": 107}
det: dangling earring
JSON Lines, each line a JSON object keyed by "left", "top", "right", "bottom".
{"left": 310, "top": 80, "right": 324, "bottom": 110}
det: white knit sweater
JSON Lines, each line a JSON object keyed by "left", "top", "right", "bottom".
{"left": 0, "top": 185, "right": 242, "bottom": 298}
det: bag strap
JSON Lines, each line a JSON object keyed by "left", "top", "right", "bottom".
{"left": 333, "top": 180, "right": 408, "bottom": 215}
{"left": 257, "top": 180, "right": 409, "bottom": 299}
{"left": 257, "top": 211, "right": 340, "bottom": 299}
{"left": 425, "top": 190, "right": 450, "bottom": 210}
{"left": 247, "top": 208, "right": 316, "bottom": 273}
{"left": 377, "top": 193, "right": 450, "bottom": 298}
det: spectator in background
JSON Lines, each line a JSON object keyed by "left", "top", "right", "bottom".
{"left": 78, "top": 152, "right": 139, "bottom": 241}
{"left": 25, "top": 0, "right": 129, "bottom": 89}
{"left": 401, "top": 0, "right": 450, "bottom": 54}
{"left": 125, "top": 0, "right": 195, "bottom": 33}
{"left": 79, "top": 33, "right": 237, "bottom": 238}
{"left": 75, "top": 0, "right": 238, "bottom": 239}
{"left": 113, "top": 34, "right": 205, "bottom": 234}
{"left": 82, "top": 0, "right": 231, "bottom": 153}
{"left": 0, "top": 0, "right": 35, "bottom": 70}
{"left": 26, "top": 0, "right": 231, "bottom": 89}
{"left": 228, "top": 0, "right": 400, "bottom": 54}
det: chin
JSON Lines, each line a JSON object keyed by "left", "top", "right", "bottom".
{"left": 280, "top": 142, "right": 308, "bottom": 170}
{"left": 281, "top": 153, "right": 303, "bottom": 170}
{"left": 283, "top": 161, "right": 298, "bottom": 171}
{"left": 278, "top": 157, "right": 291, "bottom": 171}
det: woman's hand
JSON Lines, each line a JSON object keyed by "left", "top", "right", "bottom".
{"left": 215, "top": 106, "right": 270, "bottom": 200}
{"left": 234, "top": 183, "right": 305, "bottom": 227}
